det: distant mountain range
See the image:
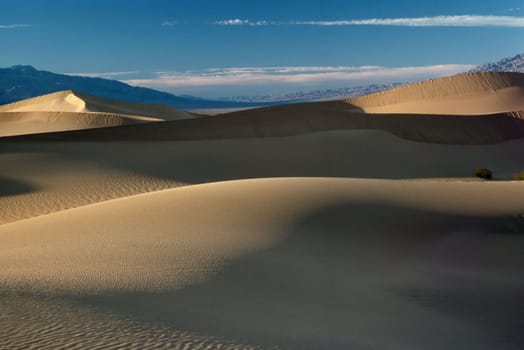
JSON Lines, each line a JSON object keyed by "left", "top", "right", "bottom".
{"left": 0, "top": 65, "right": 255, "bottom": 109}
{"left": 0, "top": 65, "right": 403, "bottom": 108}
{"left": 228, "top": 53, "right": 524, "bottom": 104}
{"left": 1, "top": 53, "right": 523, "bottom": 109}
{"left": 220, "top": 83, "right": 404, "bottom": 104}
{"left": 470, "top": 53, "right": 524, "bottom": 73}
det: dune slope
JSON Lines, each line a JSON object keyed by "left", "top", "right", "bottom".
{"left": 8, "top": 102, "right": 524, "bottom": 144}
{"left": 0, "top": 90, "right": 194, "bottom": 119}
{"left": 348, "top": 72, "right": 524, "bottom": 115}
{"left": 0, "top": 90, "right": 194, "bottom": 136}
{"left": 0, "top": 111, "right": 164, "bottom": 137}
{"left": 2, "top": 131, "right": 524, "bottom": 225}
{"left": 0, "top": 178, "right": 523, "bottom": 349}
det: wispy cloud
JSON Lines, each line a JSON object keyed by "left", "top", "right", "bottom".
{"left": 215, "top": 19, "right": 271, "bottom": 26}
{"left": 62, "top": 65, "right": 476, "bottom": 98}
{"left": 215, "top": 15, "right": 524, "bottom": 27}
{"left": 0, "top": 24, "right": 32, "bottom": 29}
{"left": 123, "top": 64, "right": 475, "bottom": 91}
{"left": 65, "top": 71, "right": 140, "bottom": 79}
{"left": 161, "top": 20, "right": 177, "bottom": 27}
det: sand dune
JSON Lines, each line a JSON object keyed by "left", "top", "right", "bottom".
{"left": 2, "top": 130, "right": 524, "bottom": 225}
{"left": 348, "top": 72, "right": 524, "bottom": 115}
{"left": 4, "top": 73, "right": 524, "bottom": 144}
{"left": 1, "top": 178, "right": 523, "bottom": 349}
{"left": 2, "top": 177, "right": 523, "bottom": 292}
{"left": 0, "top": 90, "right": 194, "bottom": 119}
{"left": 0, "top": 90, "right": 194, "bottom": 136}
{"left": 0, "top": 111, "right": 163, "bottom": 137}
{"left": 1, "top": 70, "right": 524, "bottom": 349}
{"left": 8, "top": 102, "right": 524, "bottom": 144}
{"left": 3, "top": 72, "right": 524, "bottom": 142}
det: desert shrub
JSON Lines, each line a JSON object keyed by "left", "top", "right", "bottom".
{"left": 513, "top": 172, "right": 524, "bottom": 181}
{"left": 475, "top": 168, "right": 493, "bottom": 180}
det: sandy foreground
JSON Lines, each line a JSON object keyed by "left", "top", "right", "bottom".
{"left": 1, "top": 178, "right": 523, "bottom": 349}
{"left": 1, "top": 72, "right": 524, "bottom": 349}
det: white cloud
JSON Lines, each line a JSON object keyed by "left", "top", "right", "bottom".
{"left": 161, "top": 20, "right": 177, "bottom": 27}
{"left": 65, "top": 71, "right": 140, "bottom": 78}
{"left": 123, "top": 64, "right": 475, "bottom": 90}
{"left": 215, "top": 19, "right": 270, "bottom": 26}
{"left": 0, "top": 24, "right": 32, "bottom": 29}
{"left": 215, "top": 19, "right": 249, "bottom": 25}
{"left": 61, "top": 66, "right": 477, "bottom": 98}
{"left": 215, "top": 15, "right": 524, "bottom": 27}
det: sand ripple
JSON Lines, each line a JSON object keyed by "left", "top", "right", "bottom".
{"left": 0, "top": 293, "right": 271, "bottom": 350}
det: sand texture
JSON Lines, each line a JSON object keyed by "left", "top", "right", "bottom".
{"left": 1, "top": 71, "right": 524, "bottom": 349}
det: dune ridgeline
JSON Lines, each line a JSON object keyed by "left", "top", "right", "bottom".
{"left": 0, "top": 90, "right": 195, "bottom": 136}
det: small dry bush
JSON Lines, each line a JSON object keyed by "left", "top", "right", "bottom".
{"left": 475, "top": 168, "right": 493, "bottom": 180}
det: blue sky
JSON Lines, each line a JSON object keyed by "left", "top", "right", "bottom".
{"left": 1, "top": 0, "right": 523, "bottom": 98}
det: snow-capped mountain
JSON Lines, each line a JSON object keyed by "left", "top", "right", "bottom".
{"left": 470, "top": 53, "right": 524, "bottom": 73}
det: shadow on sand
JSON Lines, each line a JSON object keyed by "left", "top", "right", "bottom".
{"left": 2, "top": 100, "right": 524, "bottom": 144}
{"left": 74, "top": 202, "right": 524, "bottom": 349}
{"left": 0, "top": 177, "right": 38, "bottom": 198}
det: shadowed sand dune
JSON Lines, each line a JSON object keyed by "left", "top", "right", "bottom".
{"left": 0, "top": 90, "right": 195, "bottom": 136}
{"left": 348, "top": 72, "right": 524, "bottom": 115}
{"left": 4, "top": 102, "right": 524, "bottom": 144}
{"left": 1, "top": 178, "right": 523, "bottom": 349}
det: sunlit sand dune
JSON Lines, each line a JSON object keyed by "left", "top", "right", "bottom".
{"left": 0, "top": 90, "right": 194, "bottom": 136}
{"left": 0, "top": 90, "right": 194, "bottom": 119}
{"left": 348, "top": 72, "right": 524, "bottom": 115}
{"left": 0, "top": 111, "right": 164, "bottom": 137}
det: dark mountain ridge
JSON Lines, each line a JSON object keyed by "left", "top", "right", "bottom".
{"left": 0, "top": 65, "right": 256, "bottom": 109}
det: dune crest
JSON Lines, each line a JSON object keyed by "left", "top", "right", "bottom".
{"left": 348, "top": 72, "right": 524, "bottom": 115}
{"left": 0, "top": 90, "right": 87, "bottom": 113}
{"left": 0, "top": 90, "right": 195, "bottom": 136}
{"left": 0, "top": 90, "right": 194, "bottom": 119}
